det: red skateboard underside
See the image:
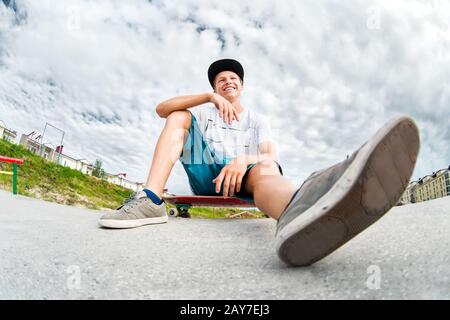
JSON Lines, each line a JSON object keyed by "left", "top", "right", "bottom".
{"left": 163, "top": 195, "right": 255, "bottom": 207}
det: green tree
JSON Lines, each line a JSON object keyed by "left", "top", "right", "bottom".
{"left": 92, "top": 159, "right": 105, "bottom": 178}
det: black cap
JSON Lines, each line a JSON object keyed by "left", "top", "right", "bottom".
{"left": 208, "top": 59, "right": 244, "bottom": 88}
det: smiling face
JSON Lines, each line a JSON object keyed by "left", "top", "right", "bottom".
{"left": 213, "top": 70, "right": 243, "bottom": 101}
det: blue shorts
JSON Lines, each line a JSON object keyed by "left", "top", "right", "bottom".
{"left": 179, "top": 112, "right": 283, "bottom": 203}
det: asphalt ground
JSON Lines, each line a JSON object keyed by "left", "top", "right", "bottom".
{"left": 0, "top": 189, "right": 449, "bottom": 299}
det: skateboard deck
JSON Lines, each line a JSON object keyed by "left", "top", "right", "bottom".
{"left": 163, "top": 195, "right": 255, "bottom": 207}
{"left": 162, "top": 195, "right": 255, "bottom": 217}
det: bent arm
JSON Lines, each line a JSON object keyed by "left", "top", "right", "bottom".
{"left": 156, "top": 93, "right": 212, "bottom": 118}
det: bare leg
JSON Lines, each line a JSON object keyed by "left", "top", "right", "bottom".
{"left": 145, "top": 111, "right": 192, "bottom": 198}
{"left": 244, "top": 160, "right": 298, "bottom": 220}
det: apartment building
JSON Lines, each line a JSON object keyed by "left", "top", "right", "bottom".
{"left": 400, "top": 166, "right": 450, "bottom": 204}
{"left": 413, "top": 168, "right": 450, "bottom": 202}
{"left": 0, "top": 120, "right": 17, "bottom": 143}
{"left": 400, "top": 181, "right": 417, "bottom": 204}
{"left": 105, "top": 173, "right": 144, "bottom": 192}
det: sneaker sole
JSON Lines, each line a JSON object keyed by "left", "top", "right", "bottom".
{"left": 98, "top": 215, "right": 168, "bottom": 229}
{"left": 276, "top": 116, "right": 420, "bottom": 266}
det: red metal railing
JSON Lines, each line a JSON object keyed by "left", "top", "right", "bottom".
{"left": 0, "top": 156, "right": 25, "bottom": 195}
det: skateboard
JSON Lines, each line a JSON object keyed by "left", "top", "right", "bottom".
{"left": 162, "top": 195, "right": 255, "bottom": 218}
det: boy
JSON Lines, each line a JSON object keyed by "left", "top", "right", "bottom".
{"left": 99, "top": 59, "right": 420, "bottom": 266}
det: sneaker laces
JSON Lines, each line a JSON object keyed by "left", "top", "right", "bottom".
{"left": 117, "top": 191, "right": 165, "bottom": 211}
{"left": 117, "top": 192, "right": 141, "bottom": 211}
{"left": 123, "top": 192, "right": 139, "bottom": 205}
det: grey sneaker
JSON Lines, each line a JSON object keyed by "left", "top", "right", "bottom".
{"left": 98, "top": 191, "right": 168, "bottom": 229}
{"left": 276, "top": 116, "right": 420, "bottom": 266}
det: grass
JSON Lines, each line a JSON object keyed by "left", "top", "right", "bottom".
{"left": 0, "top": 138, "right": 267, "bottom": 218}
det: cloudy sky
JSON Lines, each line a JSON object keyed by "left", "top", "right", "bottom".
{"left": 0, "top": 0, "right": 449, "bottom": 195}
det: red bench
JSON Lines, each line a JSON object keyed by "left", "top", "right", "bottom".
{"left": 0, "top": 156, "right": 25, "bottom": 195}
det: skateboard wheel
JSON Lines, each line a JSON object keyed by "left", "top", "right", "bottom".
{"left": 168, "top": 208, "right": 178, "bottom": 217}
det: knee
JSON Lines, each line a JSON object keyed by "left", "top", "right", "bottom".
{"left": 247, "top": 160, "right": 281, "bottom": 185}
{"left": 251, "top": 159, "right": 281, "bottom": 176}
{"left": 166, "top": 111, "right": 192, "bottom": 130}
{"left": 244, "top": 160, "right": 281, "bottom": 194}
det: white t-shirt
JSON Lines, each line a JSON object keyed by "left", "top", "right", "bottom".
{"left": 189, "top": 105, "right": 273, "bottom": 162}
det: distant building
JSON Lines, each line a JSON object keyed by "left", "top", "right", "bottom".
{"left": 400, "top": 166, "right": 450, "bottom": 204}
{"left": 0, "top": 120, "right": 18, "bottom": 144}
{"left": 58, "top": 153, "right": 94, "bottom": 176}
{"left": 105, "top": 173, "right": 144, "bottom": 192}
{"left": 413, "top": 168, "right": 450, "bottom": 202}
{"left": 19, "top": 133, "right": 57, "bottom": 161}
{"left": 400, "top": 181, "right": 417, "bottom": 204}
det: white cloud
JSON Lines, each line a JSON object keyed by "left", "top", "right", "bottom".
{"left": 0, "top": 0, "right": 449, "bottom": 196}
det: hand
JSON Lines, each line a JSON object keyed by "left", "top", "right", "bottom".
{"left": 212, "top": 157, "right": 248, "bottom": 197}
{"left": 209, "top": 93, "right": 240, "bottom": 125}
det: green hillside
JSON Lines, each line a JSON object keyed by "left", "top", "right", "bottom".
{"left": 0, "top": 138, "right": 132, "bottom": 210}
